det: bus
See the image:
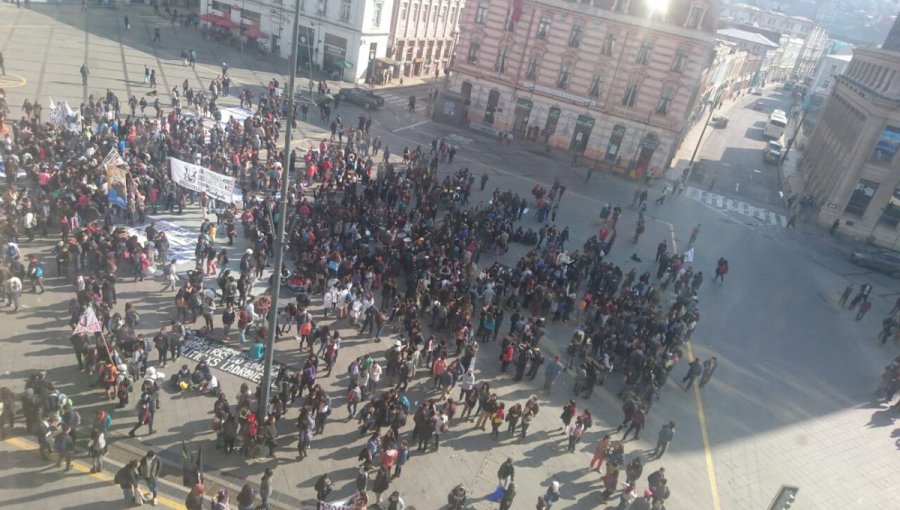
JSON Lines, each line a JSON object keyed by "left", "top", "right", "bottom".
{"left": 764, "top": 110, "right": 788, "bottom": 139}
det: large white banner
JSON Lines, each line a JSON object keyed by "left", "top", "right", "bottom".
{"left": 169, "top": 157, "right": 236, "bottom": 204}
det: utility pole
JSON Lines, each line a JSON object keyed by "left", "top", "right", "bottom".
{"left": 780, "top": 104, "right": 809, "bottom": 166}
{"left": 683, "top": 105, "right": 715, "bottom": 184}
{"left": 258, "top": 0, "right": 302, "bottom": 420}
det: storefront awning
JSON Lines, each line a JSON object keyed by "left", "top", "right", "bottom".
{"left": 375, "top": 56, "right": 399, "bottom": 66}
{"left": 335, "top": 60, "right": 353, "bottom": 69}
{"left": 243, "top": 26, "right": 269, "bottom": 39}
{"left": 200, "top": 13, "right": 238, "bottom": 29}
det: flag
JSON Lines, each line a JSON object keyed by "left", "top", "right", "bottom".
{"left": 102, "top": 148, "right": 129, "bottom": 208}
{"left": 73, "top": 306, "right": 102, "bottom": 334}
{"left": 47, "top": 97, "right": 66, "bottom": 129}
{"left": 511, "top": 0, "right": 523, "bottom": 22}
{"left": 684, "top": 248, "right": 695, "bottom": 262}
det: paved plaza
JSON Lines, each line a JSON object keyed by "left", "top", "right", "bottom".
{"left": 0, "top": 4, "right": 899, "bottom": 510}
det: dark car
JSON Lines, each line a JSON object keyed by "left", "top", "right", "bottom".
{"left": 338, "top": 88, "right": 385, "bottom": 110}
{"left": 710, "top": 115, "right": 729, "bottom": 128}
{"left": 851, "top": 248, "right": 900, "bottom": 278}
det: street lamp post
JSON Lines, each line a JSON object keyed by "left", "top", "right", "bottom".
{"left": 258, "top": 0, "right": 303, "bottom": 421}
{"left": 683, "top": 105, "right": 715, "bottom": 184}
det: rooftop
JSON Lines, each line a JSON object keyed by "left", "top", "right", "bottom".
{"left": 717, "top": 27, "right": 781, "bottom": 48}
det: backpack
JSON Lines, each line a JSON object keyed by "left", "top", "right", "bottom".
{"left": 5, "top": 245, "right": 16, "bottom": 257}
{"left": 34, "top": 266, "right": 43, "bottom": 278}
{"left": 114, "top": 466, "right": 126, "bottom": 485}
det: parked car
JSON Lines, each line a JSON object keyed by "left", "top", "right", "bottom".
{"left": 763, "top": 140, "right": 783, "bottom": 164}
{"left": 338, "top": 88, "right": 385, "bottom": 110}
{"left": 710, "top": 115, "right": 729, "bottom": 128}
{"left": 750, "top": 88, "right": 763, "bottom": 95}
{"left": 851, "top": 248, "right": 900, "bottom": 278}
{"left": 753, "top": 100, "right": 765, "bottom": 111}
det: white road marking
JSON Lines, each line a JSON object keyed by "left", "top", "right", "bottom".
{"left": 685, "top": 186, "right": 787, "bottom": 228}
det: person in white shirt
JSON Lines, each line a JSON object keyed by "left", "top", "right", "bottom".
{"left": 368, "top": 361, "right": 382, "bottom": 396}
{"left": 458, "top": 369, "right": 476, "bottom": 402}
{"left": 3, "top": 275, "right": 23, "bottom": 311}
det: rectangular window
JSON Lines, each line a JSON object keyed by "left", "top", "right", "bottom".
{"left": 373, "top": 2, "right": 383, "bottom": 27}
{"left": 844, "top": 179, "right": 878, "bottom": 217}
{"left": 441, "top": 6, "right": 447, "bottom": 22}
{"left": 623, "top": 81, "right": 638, "bottom": 107}
{"left": 636, "top": 42, "right": 652, "bottom": 65}
{"left": 412, "top": 5, "right": 419, "bottom": 22}
{"left": 656, "top": 90, "right": 672, "bottom": 115}
{"left": 879, "top": 186, "right": 900, "bottom": 228}
{"left": 433, "top": 6, "right": 439, "bottom": 23}
{"left": 467, "top": 42, "right": 480, "bottom": 65}
{"left": 526, "top": 56, "right": 539, "bottom": 81}
{"left": 603, "top": 33, "right": 615, "bottom": 56}
{"left": 450, "top": 7, "right": 457, "bottom": 26}
{"left": 686, "top": 6, "right": 703, "bottom": 29}
{"left": 537, "top": 17, "right": 550, "bottom": 39}
{"left": 400, "top": 2, "right": 407, "bottom": 20}
{"left": 211, "top": 0, "right": 229, "bottom": 11}
{"left": 569, "top": 24, "right": 583, "bottom": 48}
{"left": 557, "top": 63, "right": 571, "bottom": 89}
{"left": 495, "top": 44, "right": 509, "bottom": 73}
{"left": 606, "top": 124, "right": 626, "bottom": 162}
{"left": 340, "top": 0, "right": 352, "bottom": 22}
{"left": 589, "top": 74, "right": 603, "bottom": 98}
{"left": 672, "top": 50, "right": 687, "bottom": 73}
{"left": 475, "top": 6, "right": 487, "bottom": 24}
{"left": 871, "top": 126, "right": 900, "bottom": 165}
{"left": 422, "top": 5, "right": 429, "bottom": 22}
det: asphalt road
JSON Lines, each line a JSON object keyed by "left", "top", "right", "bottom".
{"left": 689, "top": 89, "right": 797, "bottom": 209}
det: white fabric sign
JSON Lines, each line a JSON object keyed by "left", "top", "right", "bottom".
{"left": 169, "top": 157, "right": 236, "bottom": 204}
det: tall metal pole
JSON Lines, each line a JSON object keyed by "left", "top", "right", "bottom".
{"left": 258, "top": 0, "right": 302, "bottom": 419}
{"left": 683, "top": 105, "right": 715, "bottom": 184}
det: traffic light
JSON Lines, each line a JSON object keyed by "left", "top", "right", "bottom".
{"left": 767, "top": 485, "right": 799, "bottom": 510}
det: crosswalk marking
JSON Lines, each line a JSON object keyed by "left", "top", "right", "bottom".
{"left": 379, "top": 92, "right": 411, "bottom": 109}
{"left": 685, "top": 187, "right": 787, "bottom": 227}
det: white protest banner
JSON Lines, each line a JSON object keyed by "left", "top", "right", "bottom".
{"left": 127, "top": 220, "right": 198, "bottom": 262}
{"left": 684, "top": 248, "right": 695, "bottom": 263}
{"left": 170, "top": 157, "right": 236, "bottom": 204}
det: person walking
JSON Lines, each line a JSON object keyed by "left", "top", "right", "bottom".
{"left": 315, "top": 473, "right": 333, "bottom": 505}
{"left": 185, "top": 483, "right": 206, "bottom": 510}
{"left": 856, "top": 299, "right": 873, "bottom": 321}
{"left": 688, "top": 224, "right": 701, "bottom": 246}
{"left": 124, "top": 15, "right": 130, "bottom": 30}
{"left": 53, "top": 426, "right": 75, "bottom": 470}
{"left": 139, "top": 450, "right": 162, "bottom": 506}
{"left": 839, "top": 284, "right": 854, "bottom": 307}
{"left": 88, "top": 427, "right": 107, "bottom": 473}
{"left": 114, "top": 459, "right": 141, "bottom": 505}
{"left": 3, "top": 274, "right": 22, "bottom": 312}
{"left": 681, "top": 358, "right": 703, "bottom": 390}
{"left": 713, "top": 257, "right": 729, "bottom": 283}
{"left": 589, "top": 434, "right": 611, "bottom": 471}
{"left": 566, "top": 417, "right": 584, "bottom": 453}
{"left": 80, "top": 63, "right": 89, "bottom": 86}
{"left": 621, "top": 406, "right": 645, "bottom": 440}
{"left": 699, "top": 357, "right": 718, "bottom": 387}
{"left": 652, "top": 421, "right": 675, "bottom": 458}
{"left": 0, "top": 51, "right": 5, "bottom": 75}
{"left": 128, "top": 395, "right": 156, "bottom": 436}
{"left": 497, "top": 457, "right": 515, "bottom": 489}
{"left": 543, "top": 355, "right": 563, "bottom": 392}
{"left": 499, "top": 481, "right": 517, "bottom": 510}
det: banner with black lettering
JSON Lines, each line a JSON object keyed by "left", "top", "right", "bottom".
{"left": 169, "top": 157, "right": 236, "bottom": 204}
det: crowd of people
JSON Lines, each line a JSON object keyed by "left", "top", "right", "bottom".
{"left": 0, "top": 45, "right": 722, "bottom": 508}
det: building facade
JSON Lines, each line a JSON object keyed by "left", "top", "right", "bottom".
{"left": 720, "top": 3, "right": 828, "bottom": 81}
{"left": 449, "top": 0, "right": 718, "bottom": 176}
{"left": 199, "top": 0, "right": 395, "bottom": 83}
{"left": 387, "top": 0, "right": 464, "bottom": 80}
{"left": 810, "top": 53, "right": 852, "bottom": 99}
{"left": 801, "top": 46, "right": 900, "bottom": 246}
{"left": 716, "top": 27, "right": 778, "bottom": 86}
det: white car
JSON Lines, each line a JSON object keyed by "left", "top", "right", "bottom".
{"left": 750, "top": 88, "right": 763, "bottom": 96}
